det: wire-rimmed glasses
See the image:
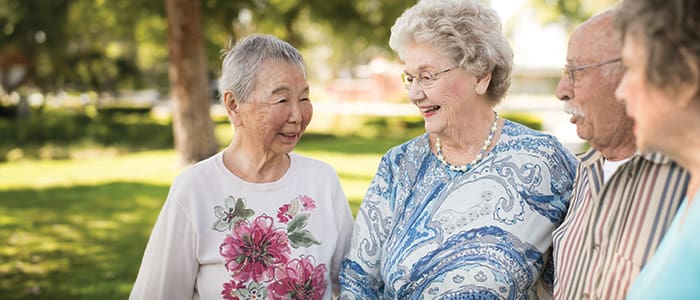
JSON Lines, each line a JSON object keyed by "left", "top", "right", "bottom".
{"left": 401, "top": 66, "right": 459, "bottom": 90}
{"left": 562, "top": 58, "right": 621, "bottom": 86}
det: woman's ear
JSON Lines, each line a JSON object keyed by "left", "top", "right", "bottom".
{"left": 475, "top": 72, "right": 492, "bottom": 95}
{"left": 676, "top": 50, "right": 700, "bottom": 108}
{"left": 223, "top": 91, "right": 242, "bottom": 126}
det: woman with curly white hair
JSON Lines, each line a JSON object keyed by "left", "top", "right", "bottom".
{"left": 339, "top": 0, "right": 577, "bottom": 298}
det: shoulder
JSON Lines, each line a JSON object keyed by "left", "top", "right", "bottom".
{"left": 383, "top": 133, "right": 430, "bottom": 159}
{"left": 629, "top": 152, "right": 690, "bottom": 178}
{"left": 501, "top": 120, "right": 557, "bottom": 144}
{"left": 638, "top": 152, "right": 683, "bottom": 167}
{"left": 160, "top": 152, "right": 224, "bottom": 216}
{"left": 289, "top": 152, "right": 339, "bottom": 176}
{"left": 364, "top": 134, "right": 431, "bottom": 182}
{"left": 172, "top": 151, "right": 223, "bottom": 185}
{"left": 499, "top": 120, "right": 578, "bottom": 174}
{"left": 500, "top": 120, "right": 574, "bottom": 157}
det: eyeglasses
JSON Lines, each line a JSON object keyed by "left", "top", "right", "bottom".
{"left": 562, "top": 58, "right": 621, "bottom": 86}
{"left": 401, "top": 66, "right": 459, "bottom": 90}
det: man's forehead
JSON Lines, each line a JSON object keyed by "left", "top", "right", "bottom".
{"left": 568, "top": 32, "right": 617, "bottom": 63}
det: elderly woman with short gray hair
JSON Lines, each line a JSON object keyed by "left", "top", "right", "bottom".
{"left": 339, "top": 0, "right": 577, "bottom": 299}
{"left": 130, "top": 34, "right": 354, "bottom": 300}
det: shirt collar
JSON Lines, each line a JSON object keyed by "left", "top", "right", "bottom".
{"left": 578, "top": 147, "right": 672, "bottom": 165}
{"left": 637, "top": 151, "right": 673, "bottom": 164}
{"left": 577, "top": 147, "right": 603, "bottom": 167}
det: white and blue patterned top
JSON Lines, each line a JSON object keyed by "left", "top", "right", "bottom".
{"left": 339, "top": 120, "right": 577, "bottom": 300}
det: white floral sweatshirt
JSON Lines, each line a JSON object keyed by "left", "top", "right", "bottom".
{"left": 130, "top": 152, "right": 354, "bottom": 300}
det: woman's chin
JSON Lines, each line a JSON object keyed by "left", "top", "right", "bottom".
{"left": 423, "top": 122, "right": 442, "bottom": 136}
{"left": 635, "top": 136, "right": 662, "bottom": 155}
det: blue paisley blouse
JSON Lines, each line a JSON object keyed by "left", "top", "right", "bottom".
{"left": 339, "top": 120, "right": 577, "bottom": 300}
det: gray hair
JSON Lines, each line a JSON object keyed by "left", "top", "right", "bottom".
{"left": 389, "top": 0, "right": 513, "bottom": 103}
{"left": 218, "top": 34, "right": 307, "bottom": 103}
{"left": 616, "top": 0, "right": 700, "bottom": 95}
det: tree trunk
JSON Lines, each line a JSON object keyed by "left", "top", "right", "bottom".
{"left": 165, "top": 0, "right": 218, "bottom": 165}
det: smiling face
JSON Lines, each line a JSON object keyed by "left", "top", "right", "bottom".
{"left": 403, "top": 42, "right": 489, "bottom": 138}
{"left": 228, "top": 61, "right": 312, "bottom": 156}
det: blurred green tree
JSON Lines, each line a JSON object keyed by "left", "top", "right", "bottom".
{"left": 0, "top": 0, "right": 69, "bottom": 93}
{"left": 201, "top": 0, "right": 414, "bottom": 77}
{"left": 0, "top": 0, "right": 167, "bottom": 94}
{"left": 1, "top": 0, "right": 414, "bottom": 95}
{"left": 528, "top": 0, "right": 619, "bottom": 32}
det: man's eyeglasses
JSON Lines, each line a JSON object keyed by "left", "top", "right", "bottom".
{"left": 562, "top": 58, "right": 621, "bottom": 86}
{"left": 401, "top": 66, "right": 459, "bottom": 90}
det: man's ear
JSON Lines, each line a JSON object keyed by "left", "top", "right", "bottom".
{"left": 475, "top": 72, "right": 492, "bottom": 95}
{"left": 223, "top": 91, "right": 242, "bottom": 126}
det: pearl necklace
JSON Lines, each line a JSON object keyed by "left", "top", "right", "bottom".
{"left": 435, "top": 112, "right": 499, "bottom": 172}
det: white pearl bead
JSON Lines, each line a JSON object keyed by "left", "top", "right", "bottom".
{"left": 434, "top": 112, "right": 498, "bottom": 172}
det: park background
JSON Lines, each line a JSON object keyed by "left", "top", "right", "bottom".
{"left": 0, "top": 0, "right": 615, "bottom": 298}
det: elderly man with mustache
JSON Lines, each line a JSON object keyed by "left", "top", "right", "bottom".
{"left": 550, "top": 9, "right": 689, "bottom": 300}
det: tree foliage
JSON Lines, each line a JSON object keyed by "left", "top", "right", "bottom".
{"left": 528, "top": 0, "right": 619, "bottom": 32}
{"left": 0, "top": 0, "right": 70, "bottom": 92}
{"left": 0, "top": 0, "right": 416, "bottom": 95}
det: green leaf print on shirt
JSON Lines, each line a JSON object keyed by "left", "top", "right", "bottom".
{"left": 287, "top": 212, "right": 321, "bottom": 248}
{"left": 287, "top": 212, "right": 309, "bottom": 233}
{"left": 213, "top": 195, "right": 255, "bottom": 232}
{"left": 288, "top": 229, "right": 321, "bottom": 248}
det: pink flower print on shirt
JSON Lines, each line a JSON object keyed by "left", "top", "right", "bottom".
{"left": 277, "top": 204, "right": 293, "bottom": 224}
{"left": 220, "top": 214, "right": 291, "bottom": 283}
{"left": 299, "top": 194, "right": 316, "bottom": 211}
{"left": 222, "top": 280, "right": 268, "bottom": 300}
{"left": 221, "top": 280, "right": 245, "bottom": 300}
{"left": 268, "top": 256, "right": 328, "bottom": 300}
{"left": 276, "top": 194, "right": 316, "bottom": 224}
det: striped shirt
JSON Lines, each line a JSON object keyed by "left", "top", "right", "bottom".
{"left": 552, "top": 148, "right": 689, "bottom": 300}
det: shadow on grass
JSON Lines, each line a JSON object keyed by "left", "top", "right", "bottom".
{"left": 0, "top": 182, "right": 169, "bottom": 300}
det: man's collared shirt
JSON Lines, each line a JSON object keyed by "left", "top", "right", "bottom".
{"left": 552, "top": 148, "right": 689, "bottom": 300}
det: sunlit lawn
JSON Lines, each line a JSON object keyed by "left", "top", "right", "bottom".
{"left": 0, "top": 133, "right": 408, "bottom": 299}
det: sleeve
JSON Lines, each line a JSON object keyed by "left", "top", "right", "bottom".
{"left": 548, "top": 137, "right": 578, "bottom": 223}
{"left": 129, "top": 183, "right": 199, "bottom": 300}
{"left": 339, "top": 155, "right": 394, "bottom": 300}
{"left": 536, "top": 138, "right": 577, "bottom": 298}
{"left": 329, "top": 174, "right": 355, "bottom": 297}
{"left": 535, "top": 248, "right": 555, "bottom": 300}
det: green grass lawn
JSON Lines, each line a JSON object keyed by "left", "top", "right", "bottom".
{"left": 0, "top": 151, "right": 178, "bottom": 299}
